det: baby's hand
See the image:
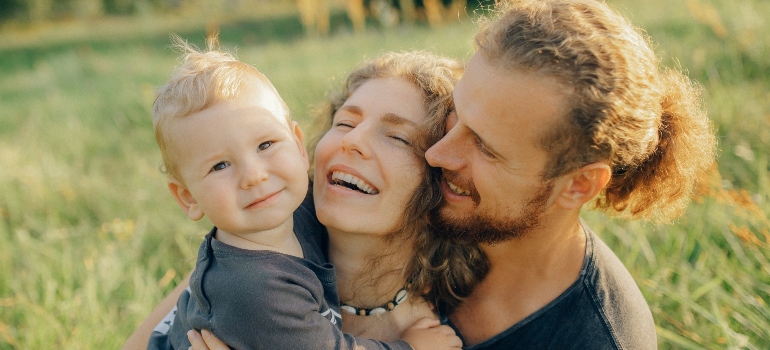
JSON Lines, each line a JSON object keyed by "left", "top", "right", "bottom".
{"left": 400, "top": 317, "right": 462, "bottom": 350}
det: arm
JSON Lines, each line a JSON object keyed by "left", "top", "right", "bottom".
{"left": 192, "top": 256, "right": 412, "bottom": 350}
{"left": 187, "top": 317, "right": 463, "bottom": 350}
{"left": 121, "top": 273, "right": 191, "bottom": 350}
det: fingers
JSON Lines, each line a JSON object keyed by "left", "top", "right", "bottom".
{"left": 409, "top": 317, "right": 442, "bottom": 330}
{"left": 436, "top": 325, "right": 456, "bottom": 335}
{"left": 437, "top": 325, "right": 462, "bottom": 348}
{"left": 187, "top": 329, "right": 230, "bottom": 350}
{"left": 200, "top": 329, "right": 230, "bottom": 350}
{"left": 449, "top": 334, "right": 463, "bottom": 348}
{"left": 187, "top": 330, "right": 209, "bottom": 350}
{"left": 435, "top": 326, "right": 462, "bottom": 348}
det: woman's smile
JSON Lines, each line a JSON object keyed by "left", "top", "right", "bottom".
{"left": 327, "top": 165, "right": 380, "bottom": 195}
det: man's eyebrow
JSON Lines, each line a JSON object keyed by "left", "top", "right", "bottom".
{"left": 382, "top": 113, "right": 417, "bottom": 127}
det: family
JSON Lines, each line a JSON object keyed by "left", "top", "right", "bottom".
{"left": 123, "top": 0, "right": 716, "bottom": 349}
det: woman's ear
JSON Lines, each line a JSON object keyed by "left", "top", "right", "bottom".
{"left": 291, "top": 121, "right": 310, "bottom": 169}
{"left": 554, "top": 162, "right": 611, "bottom": 210}
{"left": 168, "top": 178, "right": 204, "bottom": 221}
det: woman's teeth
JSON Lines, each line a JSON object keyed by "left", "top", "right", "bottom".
{"left": 331, "top": 171, "right": 378, "bottom": 194}
{"left": 447, "top": 180, "right": 470, "bottom": 196}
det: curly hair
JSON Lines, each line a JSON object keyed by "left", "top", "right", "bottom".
{"left": 476, "top": 0, "right": 717, "bottom": 221}
{"left": 307, "top": 51, "right": 488, "bottom": 311}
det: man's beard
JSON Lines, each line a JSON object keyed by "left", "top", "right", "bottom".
{"left": 430, "top": 180, "right": 554, "bottom": 245}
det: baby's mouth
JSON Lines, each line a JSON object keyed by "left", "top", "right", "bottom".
{"left": 330, "top": 171, "right": 379, "bottom": 195}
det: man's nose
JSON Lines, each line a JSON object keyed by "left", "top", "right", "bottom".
{"left": 426, "top": 123, "right": 465, "bottom": 171}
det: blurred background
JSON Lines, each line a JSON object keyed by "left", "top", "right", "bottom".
{"left": 0, "top": 0, "right": 768, "bottom": 348}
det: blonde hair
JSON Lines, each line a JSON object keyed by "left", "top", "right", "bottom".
{"left": 308, "top": 51, "right": 488, "bottom": 311}
{"left": 477, "top": 0, "right": 717, "bottom": 221}
{"left": 152, "top": 35, "right": 290, "bottom": 180}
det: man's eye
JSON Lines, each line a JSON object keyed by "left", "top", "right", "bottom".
{"left": 475, "top": 137, "right": 495, "bottom": 158}
{"left": 211, "top": 161, "right": 229, "bottom": 172}
{"left": 258, "top": 141, "right": 274, "bottom": 151}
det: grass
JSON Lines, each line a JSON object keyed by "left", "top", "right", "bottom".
{"left": 0, "top": 0, "right": 768, "bottom": 348}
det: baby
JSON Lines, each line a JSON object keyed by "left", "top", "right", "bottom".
{"left": 146, "top": 36, "right": 460, "bottom": 350}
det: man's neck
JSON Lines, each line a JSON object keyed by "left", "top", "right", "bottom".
{"left": 481, "top": 215, "right": 585, "bottom": 277}
{"left": 450, "top": 213, "right": 587, "bottom": 346}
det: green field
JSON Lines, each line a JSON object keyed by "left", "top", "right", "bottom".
{"left": 1, "top": 0, "right": 768, "bottom": 348}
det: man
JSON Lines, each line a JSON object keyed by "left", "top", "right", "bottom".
{"left": 426, "top": 0, "right": 716, "bottom": 349}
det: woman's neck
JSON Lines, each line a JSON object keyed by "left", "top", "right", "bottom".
{"left": 327, "top": 227, "right": 436, "bottom": 340}
{"left": 327, "top": 227, "right": 413, "bottom": 307}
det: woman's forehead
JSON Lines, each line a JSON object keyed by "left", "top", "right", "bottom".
{"left": 344, "top": 77, "right": 427, "bottom": 124}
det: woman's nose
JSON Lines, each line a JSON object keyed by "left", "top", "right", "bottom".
{"left": 239, "top": 158, "right": 269, "bottom": 189}
{"left": 340, "top": 125, "right": 371, "bottom": 159}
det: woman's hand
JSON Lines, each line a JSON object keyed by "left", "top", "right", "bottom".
{"left": 400, "top": 317, "right": 462, "bottom": 350}
{"left": 187, "top": 329, "right": 229, "bottom": 350}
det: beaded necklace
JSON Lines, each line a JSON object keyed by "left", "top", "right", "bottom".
{"left": 340, "top": 287, "right": 409, "bottom": 316}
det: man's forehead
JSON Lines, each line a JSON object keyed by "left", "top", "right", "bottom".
{"left": 456, "top": 53, "right": 570, "bottom": 124}
{"left": 451, "top": 52, "right": 571, "bottom": 163}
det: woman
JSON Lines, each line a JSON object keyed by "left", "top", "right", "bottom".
{"left": 123, "top": 51, "right": 486, "bottom": 348}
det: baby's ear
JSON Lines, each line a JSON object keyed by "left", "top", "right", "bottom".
{"left": 553, "top": 162, "right": 611, "bottom": 210}
{"left": 168, "top": 178, "right": 204, "bottom": 221}
{"left": 291, "top": 121, "right": 310, "bottom": 169}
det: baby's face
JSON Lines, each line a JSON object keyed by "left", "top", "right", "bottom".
{"left": 169, "top": 78, "right": 309, "bottom": 235}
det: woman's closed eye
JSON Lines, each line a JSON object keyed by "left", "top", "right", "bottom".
{"left": 389, "top": 134, "right": 411, "bottom": 146}
{"left": 334, "top": 121, "right": 354, "bottom": 129}
{"left": 332, "top": 111, "right": 358, "bottom": 129}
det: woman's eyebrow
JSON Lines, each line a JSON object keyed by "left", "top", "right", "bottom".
{"left": 338, "top": 105, "right": 363, "bottom": 115}
{"left": 382, "top": 113, "right": 417, "bottom": 127}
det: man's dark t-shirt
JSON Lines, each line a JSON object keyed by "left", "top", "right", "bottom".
{"left": 443, "top": 221, "right": 657, "bottom": 350}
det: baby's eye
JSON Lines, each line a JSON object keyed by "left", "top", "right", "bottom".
{"left": 211, "top": 161, "right": 229, "bottom": 172}
{"left": 258, "top": 141, "right": 274, "bottom": 151}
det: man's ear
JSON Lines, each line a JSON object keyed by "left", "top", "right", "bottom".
{"left": 554, "top": 162, "right": 611, "bottom": 210}
{"left": 291, "top": 121, "right": 310, "bottom": 170}
{"left": 168, "top": 178, "right": 204, "bottom": 221}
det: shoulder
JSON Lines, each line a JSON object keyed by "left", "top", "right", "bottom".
{"left": 466, "top": 224, "right": 656, "bottom": 350}
{"left": 293, "top": 193, "right": 325, "bottom": 237}
{"left": 198, "top": 248, "right": 330, "bottom": 326}
{"left": 580, "top": 224, "right": 657, "bottom": 349}
{"left": 293, "top": 194, "right": 330, "bottom": 265}
{"left": 205, "top": 240, "right": 324, "bottom": 295}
